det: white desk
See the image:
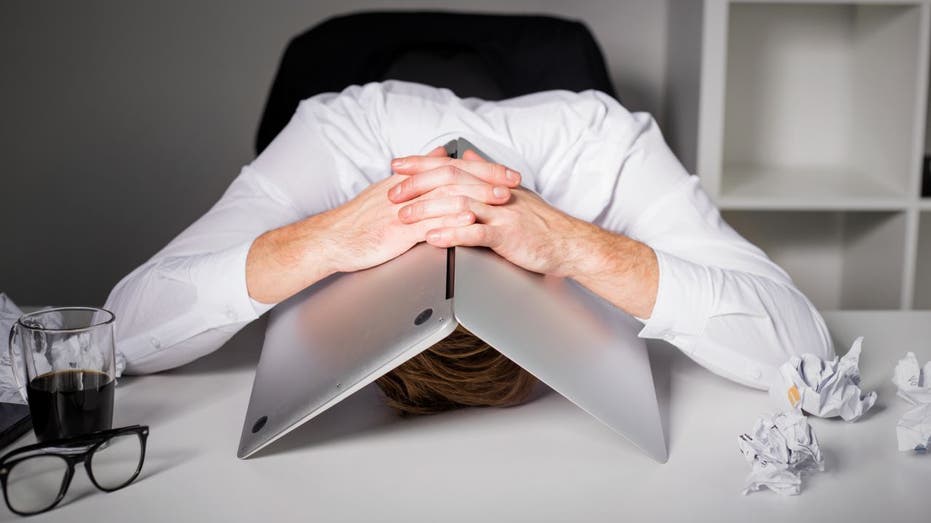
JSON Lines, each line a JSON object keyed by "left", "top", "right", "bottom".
{"left": 4, "top": 311, "right": 929, "bottom": 522}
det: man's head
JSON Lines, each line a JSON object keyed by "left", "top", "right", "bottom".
{"left": 374, "top": 325, "right": 537, "bottom": 415}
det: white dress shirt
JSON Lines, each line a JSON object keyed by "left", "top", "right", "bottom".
{"left": 104, "top": 81, "right": 835, "bottom": 389}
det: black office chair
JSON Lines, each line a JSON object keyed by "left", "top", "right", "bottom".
{"left": 255, "top": 11, "right": 617, "bottom": 155}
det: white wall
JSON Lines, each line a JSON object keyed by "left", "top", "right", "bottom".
{"left": 0, "top": 0, "right": 669, "bottom": 306}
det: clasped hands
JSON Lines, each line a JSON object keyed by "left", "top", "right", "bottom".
{"left": 323, "top": 146, "right": 599, "bottom": 279}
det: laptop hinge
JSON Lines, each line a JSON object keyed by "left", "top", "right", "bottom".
{"left": 445, "top": 247, "right": 455, "bottom": 299}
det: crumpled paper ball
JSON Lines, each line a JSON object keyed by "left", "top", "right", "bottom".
{"left": 892, "top": 352, "right": 931, "bottom": 452}
{"left": 771, "top": 337, "right": 877, "bottom": 422}
{"left": 737, "top": 411, "right": 824, "bottom": 495}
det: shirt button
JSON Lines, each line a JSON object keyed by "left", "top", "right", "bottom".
{"left": 149, "top": 336, "right": 161, "bottom": 349}
{"left": 225, "top": 306, "right": 237, "bottom": 321}
{"left": 663, "top": 334, "right": 675, "bottom": 342}
{"left": 749, "top": 368, "right": 762, "bottom": 380}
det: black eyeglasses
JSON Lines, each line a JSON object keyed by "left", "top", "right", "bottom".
{"left": 0, "top": 425, "right": 148, "bottom": 516}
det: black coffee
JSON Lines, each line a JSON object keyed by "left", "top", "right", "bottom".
{"left": 26, "top": 370, "right": 114, "bottom": 442}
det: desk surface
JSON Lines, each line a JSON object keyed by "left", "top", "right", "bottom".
{"left": 4, "top": 311, "right": 930, "bottom": 523}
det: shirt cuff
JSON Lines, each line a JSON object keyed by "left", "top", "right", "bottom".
{"left": 188, "top": 240, "right": 266, "bottom": 325}
{"left": 637, "top": 250, "right": 714, "bottom": 342}
{"left": 250, "top": 296, "right": 276, "bottom": 317}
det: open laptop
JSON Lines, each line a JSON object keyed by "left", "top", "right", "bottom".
{"left": 238, "top": 138, "right": 667, "bottom": 462}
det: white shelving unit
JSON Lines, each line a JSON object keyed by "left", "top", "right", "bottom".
{"left": 667, "top": 0, "right": 931, "bottom": 310}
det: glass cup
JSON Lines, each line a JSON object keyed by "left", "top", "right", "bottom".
{"left": 8, "top": 307, "right": 116, "bottom": 442}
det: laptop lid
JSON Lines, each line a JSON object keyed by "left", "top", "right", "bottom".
{"left": 238, "top": 242, "right": 456, "bottom": 458}
{"left": 453, "top": 245, "right": 667, "bottom": 462}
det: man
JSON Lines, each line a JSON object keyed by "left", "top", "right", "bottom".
{"left": 105, "top": 81, "right": 834, "bottom": 399}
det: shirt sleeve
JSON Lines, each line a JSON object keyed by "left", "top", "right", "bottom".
{"left": 105, "top": 87, "right": 394, "bottom": 374}
{"left": 513, "top": 90, "right": 834, "bottom": 390}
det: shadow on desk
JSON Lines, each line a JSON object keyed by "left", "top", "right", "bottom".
{"left": 648, "top": 340, "right": 674, "bottom": 453}
{"left": 252, "top": 383, "right": 405, "bottom": 458}
{"left": 249, "top": 382, "right": 583, "bottom": 460}
{"left": 171, "top": 316, "right": 270, "bottom": 375}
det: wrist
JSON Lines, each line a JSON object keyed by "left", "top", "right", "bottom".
{"left": 561, "top": 225, "right": 659, "bottom": 318}
{"left": 559, "top": 221, "right": 612, "bottom": 280}
{"left": 292, "top": 211, "right": 343, "bottom": 277}
{"left": 245, "top": 213, "right": 340, "bottom": 304}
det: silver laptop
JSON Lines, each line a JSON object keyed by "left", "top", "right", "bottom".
{"left": 238, "top": 138, "right": 667, "bottom": 463}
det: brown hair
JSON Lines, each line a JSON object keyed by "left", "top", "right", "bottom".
{"left": 374, "top": 325, "right": 537, "bottom": 416}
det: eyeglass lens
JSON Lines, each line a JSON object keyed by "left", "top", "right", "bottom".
{"left": 89, "top": 433, "right": 144, "bottom": 490}
{"left": 6, "top": 455, "right": 69, "bottom": 514}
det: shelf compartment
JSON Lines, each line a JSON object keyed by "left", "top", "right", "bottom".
{"left": 915, "top": 212, "right": 931, "bottom": 309}
{"left": 722, "top": 210, "right": 907, "bottom": 310}
{"left": 720, "top": 2, "right": 924, "bottom": 201}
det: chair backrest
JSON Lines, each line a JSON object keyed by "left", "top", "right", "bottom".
{"left": 255, "top": 11, "right": 617, "bottom": 154}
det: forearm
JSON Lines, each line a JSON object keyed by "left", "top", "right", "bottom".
{"left": 562, "top": 224, "right": 659, "bottom": 319}
{"left": 560, "top": 223, "right": 833, "bottom": 389}
{"left": 246, "top": 211, "right": 340, "bottom": 304}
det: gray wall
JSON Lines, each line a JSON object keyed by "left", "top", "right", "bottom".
{"left": 0, "top": 0, "right": 670, "bottom": 306}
